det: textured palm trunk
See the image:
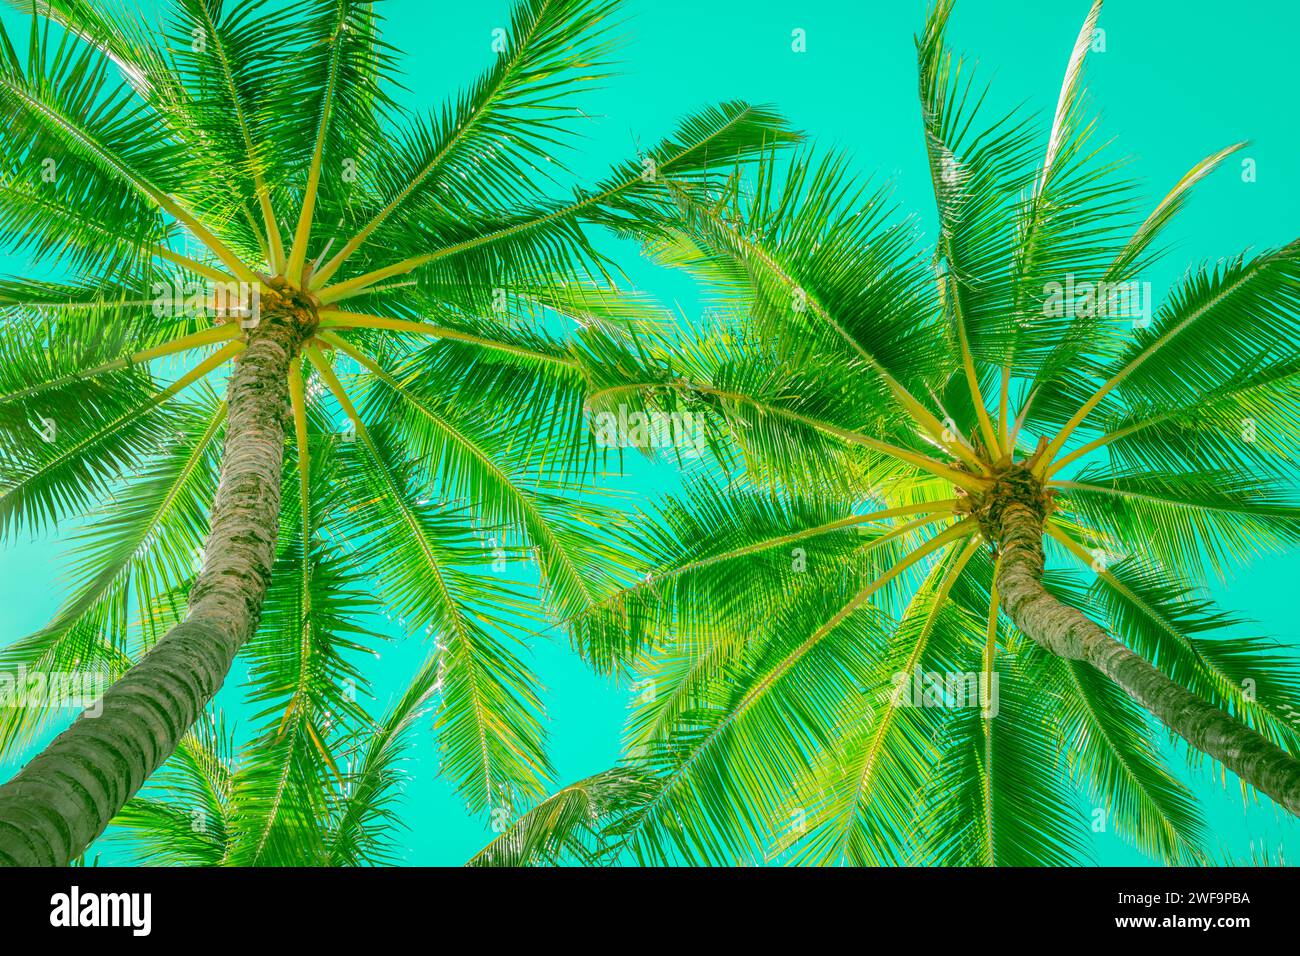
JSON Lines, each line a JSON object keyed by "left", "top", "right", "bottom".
{"left": 996, "top": 500, "right": 1300, "bottom": 817}
{"left": 0, "top": 311, "right": 303, "bottom": 866}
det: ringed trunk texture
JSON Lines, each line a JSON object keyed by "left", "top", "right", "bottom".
{"left": 996, "top": 500, "right": 1300, "bottom": 817}
{"left": 0, "top": 311, "right": 303, "bottom": 866}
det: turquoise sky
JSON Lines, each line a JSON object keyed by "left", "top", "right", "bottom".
{"left": 1, "top": 0, "right": 1298, "bottom": 865}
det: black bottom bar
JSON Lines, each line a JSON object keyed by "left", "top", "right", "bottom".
{"left": 0, "top": 866, "right": 1286, "bottom": 943}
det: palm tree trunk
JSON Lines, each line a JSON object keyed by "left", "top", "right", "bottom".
{"left": 996, "top": 500, "right": 1300, "bottom": 816}
{"left": 0, "top": 313, "right": 302, "bottom": 866}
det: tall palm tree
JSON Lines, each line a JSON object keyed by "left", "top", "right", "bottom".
{"left": 0, "top": 0, "right": 791, "bottom": 866}
{"left": 559, "top": 0, "right": 1300, "bottom": 865}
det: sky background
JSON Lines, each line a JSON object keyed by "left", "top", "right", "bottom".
{"left": 1, "top": 0, "right": 1299, "bottom": 865}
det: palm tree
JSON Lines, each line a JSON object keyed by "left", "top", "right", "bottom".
{"left": 110, "top": 715, "right": 654, "bottom": 866}
{"left": 0, "top": 0, "right": 790, "bottom": 866}
{"left": 559, "top": 0, "right": 1300, "bottom": 865}
{"left": 108, "top": 675, "right": 434, "bottom": 866}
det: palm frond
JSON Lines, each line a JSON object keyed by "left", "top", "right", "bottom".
{"left": 467, "top": 766, "right": 655, "bottom": 867}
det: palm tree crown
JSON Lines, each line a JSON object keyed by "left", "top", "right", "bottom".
{"left": 558, "top": 0, "right": 1300, "bottom": 866}
{"left": 0, "top": 0, "right": 791, "bottom": 865}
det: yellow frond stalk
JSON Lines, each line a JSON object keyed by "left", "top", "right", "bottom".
{"left": 156, "top": 340, "right": 245, "bottom": 402}
{"left": 305, "top": 343, "right": 366, "bottom": 442}
{"left": 317, "top": 311, "right": 579, "bottom": 368}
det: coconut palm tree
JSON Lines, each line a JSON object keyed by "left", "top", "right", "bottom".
{"left": 110, "top": 712, "right": 655, "bottom": 866}
{"left": 555, "top": 0, "right": 1300, "bottom": 865}
{"left": 0, "top": 0, "right": 791, "bottom": 866}
{"left": 107, "top": 674, "right": 434, "bottom": 866}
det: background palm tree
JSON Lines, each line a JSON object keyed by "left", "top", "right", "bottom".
{"left": 108, "top": 711, "right": 656, "bottom": 866}
{"left": 0, "top": 0, "right": 791, "bottom": 865}
{"left": 108, "top": 682, "right": 431, "bottom": 866}
{"left": 544, "top": 0, "right": 1300, "bottom": 865}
